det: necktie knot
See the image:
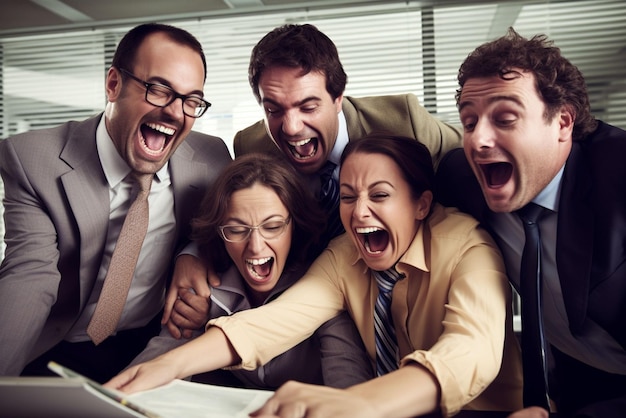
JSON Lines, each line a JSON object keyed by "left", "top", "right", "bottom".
{"left": 132, "top": 172, "right": 153, "bottom": 196}
{"left": 374, "top": 267, "right": 404, "bottom": 294}
{"left": 517, "top": 202, "right": 546, "bottom": 225}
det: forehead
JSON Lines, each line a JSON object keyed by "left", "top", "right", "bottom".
{"left": 258, "top": 66, "right": 329, "bottom": 100}
{"left": 459, "top": 71, "right": 540, "bottom": 110}
{"left": 341, "top": 152, "right": 402, "bottom": 182}
{"left": 229, "top": 184, "right": 286, "bottom": 213}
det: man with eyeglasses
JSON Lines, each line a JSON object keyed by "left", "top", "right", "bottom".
{"left": 0, "top": 23, "right": 231, "bottom": 383}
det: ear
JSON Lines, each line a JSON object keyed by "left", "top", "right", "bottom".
{"left": 558, "top": 106, "right": 575, "bottom": 143}
{"left": 105, "top": 67, "right": 123, "bottom": 102}
{"left": 414, "top": 190, "right": 433, "bottom": 221}
{"left": 334, "top": 94, "right": 344, "bottom": 113}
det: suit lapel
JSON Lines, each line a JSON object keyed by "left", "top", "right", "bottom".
{"left": 169, "top": 140, "right": 209, "bottom": 244}
{"left": 556, "top": 142, "right": 593, "bottom": 333}
{"left": 59, "top": 115, "right": 110, "bottom": 306}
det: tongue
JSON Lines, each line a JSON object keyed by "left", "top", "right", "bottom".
{"left": 367, "top": 230, "right": 389, "bottom": 252}
{"left": 487, "top": 162, "right": 512, "bottom": 186}
{"left": 293, "top": 139, "right": 316, "bottom": 158}
{"left": 252, "top": 261, "right": 271, "bottom": 277}
{"left": 141, "top": 125, "right": 166, "bottom": 151}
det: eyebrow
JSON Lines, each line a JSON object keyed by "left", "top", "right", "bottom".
{"left": 146, "top": 75, "right": 204, "bottom": 97}
{"left": 261, "top": 95, "right": 322, "bottom": 108}
{"left": 458, "top": 94, "right": 524, "bottom": 112}
{"left": 223, "top": 213, "right": 287, "bottom": 225}
{"left": 339, "top": 180, "right": 395, "bottom": 191}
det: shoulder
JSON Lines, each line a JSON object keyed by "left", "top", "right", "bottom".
{"left": 233, "top": 120, "right": 281, "bottom": 157}
{"left": 343, "top": 94, "right": 418, "bottom": 110}
{"left": 180, "top": 130, "right": 231, "bottom": 162}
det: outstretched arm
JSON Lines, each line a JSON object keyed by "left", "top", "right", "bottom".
{"left": 104, "top": 326, "right": 239, "bottom": 393}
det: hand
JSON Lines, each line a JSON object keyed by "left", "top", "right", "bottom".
{"left": 250, "top": 381, "right": 378, "bottom": 418}
{"left": 103, "top": 358, "right": 179, "bottom": 394}
{"left": 163, "top": 254, "right": 219, "bottom": 338}
{"left": 508, "top": 406, "right": 550, "bottom": 418}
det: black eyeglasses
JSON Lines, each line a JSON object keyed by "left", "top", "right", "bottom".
{"left": 119, "top": 68, "right": 211, "bottom": 118}
{"left": 218, "top": 217, "right": 291, "bottom": 242}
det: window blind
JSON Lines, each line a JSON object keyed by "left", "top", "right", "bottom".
{"left": 1, "top": 0, "right": 625, "bottom": 269}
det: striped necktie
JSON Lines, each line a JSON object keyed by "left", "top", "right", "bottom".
{"left": 319, "top": 160, "right": 344, "bottom": 239}
{"left": 373, "top": 267, "right": 404, "bottom": 376}
{"left": 517, "top": 202, "right": 550, "bottom": 409}
{"left": 87, "top": 172, "right": 153, "bottom": 345}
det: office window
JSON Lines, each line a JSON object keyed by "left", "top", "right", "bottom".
{"left": 1, "top": 0, "right": 625, "bottom": 264}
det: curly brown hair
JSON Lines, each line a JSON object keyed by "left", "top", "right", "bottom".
{"left": 456, "top": 27, "right": 597, "bottom": 141}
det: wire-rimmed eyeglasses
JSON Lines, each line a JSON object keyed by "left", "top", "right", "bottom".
{"left": 218, "top": 217, "right": 292, "bottom": 242}
{"left": 119, "top": 68, "right": 211, "bottom": 118}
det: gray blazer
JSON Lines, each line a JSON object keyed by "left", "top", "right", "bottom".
{"left": 0, "top": 114, "right": 232, "bottom": 375}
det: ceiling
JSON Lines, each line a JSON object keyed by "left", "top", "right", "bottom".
{"left": 0, "top": 0, "right": 398, "bottom": 37}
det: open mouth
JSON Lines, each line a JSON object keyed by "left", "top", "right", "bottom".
{"left": 287, "top": 137, "right": 318, "bottom": 160}
{"left": 140, "top": 122, "right": 175, "bottom": 155}
{"left": 246, "top": 256, "right": 274, "bottom": 280}
{"left": 356, "top": 227, "right": 389, "bottom": 254}
{"left": 480, "top": 162, "right": 513, "bottom": 188}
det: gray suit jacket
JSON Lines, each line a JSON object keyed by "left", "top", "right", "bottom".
{"left": 0, "top": 114, "right": 232, "bottom": 375}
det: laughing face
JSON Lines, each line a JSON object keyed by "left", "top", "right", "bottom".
{"left": 258, "top": 66, "right": 343, "bottom": 175}
{"left": 339, "top": 152, "right": 432, "bottom": 271}
{"left": 222, "top": 183, "right": 293, "bottom": 306}
{"left": 104, "top": 32, "right": 205, "bottom": 175}
{"left": 458, "top": 70, "right": 573, "bottom": 213}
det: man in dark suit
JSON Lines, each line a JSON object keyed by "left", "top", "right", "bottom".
{"left": 0, "top": 23, "right": 232, "bottom": 382}
{"left": 436, "top": 28, "right": 626, "bottom": 418}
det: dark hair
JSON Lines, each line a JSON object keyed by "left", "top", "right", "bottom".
{"left": 456, "top": 27, "right": 597, "bottom": 141}
{"left": 191, "top": 153, "right": 325, "bottom": 273}
{"left": 111, "top": 23, "right": 207, "bottom": 82}
{"left": 340, "top": 132, "right": 435, "bottom": 205}
{"left": 248, "top": 24, "right": 347, "bottom": 103}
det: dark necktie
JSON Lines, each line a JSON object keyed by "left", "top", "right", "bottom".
{"left": 87, "top": 173, "right": 153, "bottom": 345}
{"left": 319, "top": 160, "right": 344, "bottom": 239}
{"left": 373, "top": 267, "right": 404, "bottom": 376}
{"left": 517, "top": 202, "right": 550, "bottom": 409}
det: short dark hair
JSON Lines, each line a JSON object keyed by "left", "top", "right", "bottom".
{"left": 456, "top": 27, "right": 597, "bottom": 141}
{"left": 248, "top": 24, "right": 347, "bottom": 103}
{"left": 111, "top": 23, "right": 207, "bottom": 82}
{"left": 191, "top": 153, "right": 326, "bottom": 273}
{"left": 341, "top": 132, "right": 434, "bottom": 205}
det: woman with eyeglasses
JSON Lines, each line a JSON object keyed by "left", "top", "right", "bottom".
{"left": 124, "top": 152, "right": 373, "bottom": 389}
{"left": 107, "top": 134, "right": 522, "bottom": 417}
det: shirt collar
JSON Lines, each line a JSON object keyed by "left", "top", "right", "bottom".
{"left": 328, "top": 110, "right": 349, "bottom": 166}
{"left": 530, "top": 164, "right": 565, "bottom": 213}
{"left": 96, "top": 114, "right": 169, "bottom": 188}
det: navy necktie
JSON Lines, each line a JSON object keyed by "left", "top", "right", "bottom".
{"left": 373, "top": 267, "right": 404, "bottom": 376}
{"left": 517, "top": 202, "right": 550, "bottom": 410}
{"left": 319, "top": 161, "right": 344, "bottom": 239}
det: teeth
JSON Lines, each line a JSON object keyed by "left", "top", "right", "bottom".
{"left": 146, "top": 122, "right": 175, "bottom": 136}
{"left": 356, "top": 226, "right": 381, "bottom": 234}
{"left": 288, "top": 138, "right": 312, "bottom": 147}
{"left": 246, "top": 257, "right": 272, "bottom": 266}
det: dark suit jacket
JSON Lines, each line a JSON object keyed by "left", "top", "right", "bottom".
{"left": 233, "top": 94, "right": 462, "bottom": 167}
{"left": 0, "top": 114, "right": 232, "bottom": 375}
{"left": 435, "top": 121, "right": 626, "bottom": 416}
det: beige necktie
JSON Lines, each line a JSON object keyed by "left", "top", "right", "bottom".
{"left": 87, "top": 172, "right": 153, "bottom": 345}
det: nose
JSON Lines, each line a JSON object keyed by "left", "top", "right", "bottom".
{"left": 466, "top": 119, "right": 496, "bottom": 150}
{"left": 281, "top": 111, "right": 303, "bottom": 136}
{"left": 353, "top": 197, "right": 371, "bottom": 220}
{"left": 163, "top": 97, "right": 186, "bottom": 120}
{"left": 247, "top": 228, "right": 265, "bottom": 252}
